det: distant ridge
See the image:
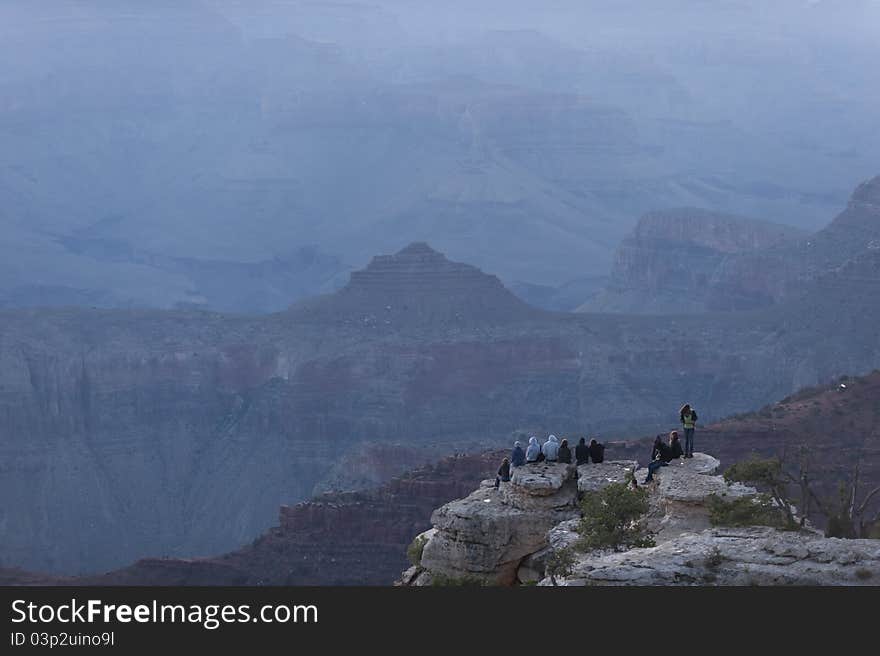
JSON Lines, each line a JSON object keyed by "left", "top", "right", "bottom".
{"left": 288, "top": 242, "right": 542, "bottom": 326}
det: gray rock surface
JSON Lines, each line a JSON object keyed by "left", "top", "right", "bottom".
{"left": 416, "top": 463, "right": 580, "bottom": 584}
{"left": 543, "top": 527, "right": 880, "bottom": 586}
{"left": 577, "top": 460, "right": 639, "bottom": 492}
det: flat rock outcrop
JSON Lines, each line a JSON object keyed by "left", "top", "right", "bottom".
{"left": 577, "top": 460, "right": 639, "bottom": 492}
{"left": 542, "top": 526, "right": 880, "bottom": 586}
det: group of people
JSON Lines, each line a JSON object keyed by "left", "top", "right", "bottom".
{"left": 643, "top": 403, "right": 698, "bottom": 484}
{"left": 494, "top": 435, "right": 606, "bottom": 488}
{"left": 493, "top": 403, "right": 699, "bottom": 489}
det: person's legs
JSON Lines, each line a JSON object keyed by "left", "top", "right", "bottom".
{"left": 685, "top": 428, "right": 694, "bottom": 456}
{"left": 643, "top": 461, "right": 662, "bottom": 482}
{"left": 494, "top": 476, "right": 500, "bottom": 489}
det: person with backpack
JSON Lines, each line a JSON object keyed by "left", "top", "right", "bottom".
{"left": 494, "top": 457, "right": 511, "bottom": 489}
{"left": 680, "top": 404, "right": 698, "bottom": 458}
{"left": 542, "top": 434, "right": 560, "bottom": 462}
{"left": 511, "top": 441, "right": 526, "bottom": 468}
{"left": 558, "top": 438, "right": 572, "bottom": 464}
{"left": 588, "top": 438, "right": 605, "bottom": 463}
{"left": 575, "top": 437, "right": 590, "bottom": 465}
{"left": 525, "top": 436, "right": 542, "bottom": 463}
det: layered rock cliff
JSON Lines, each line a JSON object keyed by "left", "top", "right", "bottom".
{"left": 584, "top": 176, "right": 880, "bottom": 313}
{"left": 585, "top": 208, "right": 806, "bottom": 313}
{"left": 3, "top": 185, "right": 880, "bottom": 575}
{"left": 4, "top": 368, "right": 878, "bottom": 586}
{"left": 0, "top": 451, "right": 503, "bottom": 586}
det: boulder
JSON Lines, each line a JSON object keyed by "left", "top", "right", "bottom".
{"left": 502, "top": 462, "right": 579, "bottom": 511}
{"left": 510, "top": 462, "right": 577, "bottom": 495}
{"left": 577, "top": 460, "right": 639, "bottom": 492}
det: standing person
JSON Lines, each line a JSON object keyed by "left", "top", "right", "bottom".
{"left": 680, "top": 404, "right": 698, "bottom": 458}
{"left": 542, "top": 434, "right": 560, "bottom": 462}
{"left": 494, "top": 457, "right": 511, "bottom": 489}
{"left": 575, "top": 437, "right": 590, "bottom": 465}
{"left": 558, "top": 438, "right": 572, "bottom": 464}
{"left": 588, "top": 438, "right": 605, "bottom": 464}
{"left": 511, "top": 440, "right": 526, "bottom": 468}
{"left": 525, "top": 436, "right": 542, "bottom": 463}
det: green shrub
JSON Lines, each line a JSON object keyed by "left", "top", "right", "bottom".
{"left": 546, "top": 547, "right": 576, "bottom": 585}
{"left": 577, "top": 482, "right": 654, "bottom": 551}
{"left": 406, "top": 534, "right": 428, "bottom": 567}
{"left": 707, "top": 493, "right": 795, "bottom": 529}
{"left": 704, "top": 546, "right": 726, "bottom": 570}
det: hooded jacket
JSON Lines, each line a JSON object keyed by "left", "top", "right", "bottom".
{"left": 542, "top": 435, "right": 560, "bottom": 461}
{"left": 525, "top": 437, "right": 542, "bottom": 463}
{"left": 511, "top": 442, "right": 526, "bottom": 467}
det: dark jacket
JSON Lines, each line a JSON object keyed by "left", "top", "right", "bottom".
{"left": 511, "top": 445, "right": 526, "bottom": 467}
{"left": 650, "top": 437, "right": 664, "bottom": 461}
{"left": 653, "top": 441, "right": 681, "bottom": 463}
{"left": 589, "top": 442, "right": 605, "bottom": 464}
{"left": 498, "top": 461, "right": 511, "bottom": 482}
{"left": 575, "top": 442, "right": 590, "bottom": 465}
{"left": 558, "top": 443, "right": 572, "bottom": 464}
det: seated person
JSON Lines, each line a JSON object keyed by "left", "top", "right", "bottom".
{"left": 494, "top": 457, "right": 511, "bottom": 489}
{"left": 643, "top": 431, "right": 682, "bottom": 483}
{"left": 588, "top": 438, "right": 605, "bottom": 464}
{"left": 557, "top": 438, "right": 572, "bottom": 464}
{"left": 575, "top": 437, "right": 590, "bottom": 465}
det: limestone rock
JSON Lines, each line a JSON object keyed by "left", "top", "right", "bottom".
{"left": 577, "top": 460, "right": 639, "bottom": 492}
{"left": 502, "top": 462, "right": 579, "bottom": 511}
{"left": 510, "top": 462, "right": 577, "bottom": 495}
{"left": 516, "top": 549, "right": 550, "bottom": 584}
{"left": 635, "top": 452, "right": 757, "bottom": 541}
{"left": 415, "top": 463, "right": 580, "bottom": 584}
{"left": 541, "top": 527, "right": 880, "bottom": 586}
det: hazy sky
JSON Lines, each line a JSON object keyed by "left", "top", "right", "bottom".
{"left": 0, "top": 0, "right": 878, "bottom": 310}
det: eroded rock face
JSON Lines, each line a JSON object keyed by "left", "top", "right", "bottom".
{"left": 542, "top": 526, "right": 880, "bottom": 586}
{"left": 416, "top": 463, "right": 579, "bottom": 584}
{"left": 636, "top": 452, "right": 756, "bottom": 541}
{"left": 584, "top": 208, "right": 807, "bottom": 314}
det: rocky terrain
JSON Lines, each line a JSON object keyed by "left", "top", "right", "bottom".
{"left": 401, "top": 453, "right": 880, "bottom": 586}
{"left": 584, "top": 176, "right": 880, "bottom": 313}
{"left": 2, "top": 177, "right": 880, "bottom": 575}
{"left": 3, "top": 368, "right": 879, "bottom": 586}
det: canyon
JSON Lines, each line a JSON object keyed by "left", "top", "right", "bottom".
{"left": 583, "top": 176, "right": 880, "bottom": 313}
{"left": 1, "top": 177, "right": 879, "bottom": 575}
{"left": 2, "top": 367, "right": 879, "bottom": 586}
